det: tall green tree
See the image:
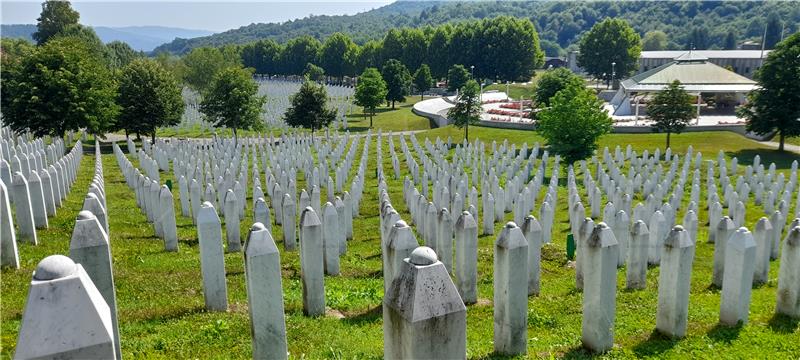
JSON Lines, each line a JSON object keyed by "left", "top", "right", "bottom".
{"left": 413, "top": 64, "right": 433, "bottom": 100}
{"left": 320, "top": 32, "right": 357, "bottom": 80}
{"left": 304, "top": 63, "right": 325, "bottom": 82}
{"left": 0, "top": 37, "right": 119, "bottom": 137}
{"left": 479, "top": 16, "right": 544, "bottom": 81}
{"left": 284, "top": 79, "right": 337, "bottom": 134}
{"left": 116, "top": 58, "right": 184, "bottom": 142}
{"left": 241, "top": 39, "right": 281, "bottom": 74}
{"left": 32, "top": 0, "right": 79, "bottom": 45}
{"left": 200, "top": 66, "right": 265, "bottom": 143}
{"left": 577, "top": 18, "right": 642, "bottom": 86}
{"left": 642, "top": 30, "right": 668, "bottom": 51}
{"left": 647, "top": 80, "right": 695, "bottom": 149}
{"left": 764, "top": 13, "right": 783, "bottom": 50}
{"left": 183, "top": 47, "right": 239, "bottom": 91}
{"left": 354, "top": 67, "right": 387, "bottom": 127}
{"left": 355, "top": 40, "right": 382, "bottom": 74}
{"left": 536, "top": 85, "right": 612, "bottom": 164}
{"left": 739, "top": 32, "right": 800, "bottom": 151}
{"left": 534, "top": 68, "right": 584, "bottom": 107}
{"left": 427, "top": 25, "right": 452, "bottom": 79}
{"left": 447, "top": 79, "right": 481, "bottom": 141}
{"left": 687, "top": 26, "right": 710, "bottom": 50}
{"left": 279, "top": 36, "right": 321, "bottom": 76}
{"left": 724, "top": 30, "right": 738, "bottom": 50}
{"left": 447, "top": 64, "right": 471, "bottom": 92}
{"left": 107, "top": 41, "right": 140, "bottom": 69}
{"left": 381, "top": 59, "right": 411, "bottom": 109}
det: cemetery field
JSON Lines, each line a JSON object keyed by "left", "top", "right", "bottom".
{"left": 2, "top": 131, "right": 799, "bottom": 359}
{"left": 345, "top": 97, "right": 433, "bottom": 133}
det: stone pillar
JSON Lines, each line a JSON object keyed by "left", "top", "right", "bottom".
{"left": 334, "top": 197, "right": 348, "bottom": 254}
{"left": 69, "top": 211, "right": 121, "bottom": 359}
{"left": 27, "top": 171, "right": 48, "bottom": 229}
{"left": 300, "top": 207, "right": 325, "bottom": 316}
{"left": 521, "top": 215, "right": 542, "bottom": 296}
{"left": 437, "top": 207, "right": 454, "bottom": 273}
{"left": 244, "top": 223, "right": 288, "bottom": 360}
{"left": 776, "top": 225, "right": 800, "bottom": 318}
{"left": 613, "top": 210, "right": 630, "bottom": 268}
{"left": 455, "top": 211, "right": 478, "bottom": 304}
{"left": 197, "top": 202, "right": 228, "bottom": 311}
{"left": 712, "top": 216, "right": 736, "bottom": 288}
{"left": 322, "top": 202, "right": 340, "bottom": 276}
{"left": 494, "top": 222, "right": 529, "bottom": 355}
{"left": 254, "top": 197, "right": 271, "bottom": 232}
{"left": 576, "top": 217, "right": 595, "bottom": 291}
{"left": 11, "top": 171, "right": 37, "bottom": 244}
{"left": 648, "top": 210, "right": 666, "bottom": 265}
{"left": 383, "top": 247, "right": 466, "bottom": 359}
{"left": 483, "top": 193, "right": 495, "bottom": 235}
{"left": 656, "top": 225, "right": 695, "bottom": 338}
{"left": 719, "top": 227, "right": 756, "bottom": 326}
{"left": 224, "top": 190, "right": 241, "bottom": 252}
{"left": 179, "top": 175, "right": 191, "bottom": 217}
{"left": 384, "top": 220, "right": 418, "bottom": 294}
{"left": 1, "top": 180, "right": 19, "bottom": 268}
{"left": 753, "top": 217, "right": 773, "bottom": 285}
{"left": 160, "top": 185, "right": 178, "bottom": 252}
{"left": 282, "top": 193, "right": 297, "bottom": 251}
{"left": 15, "top": 255, "right": 116, "bottom": 360}
{"left": 769, "top": 210, "right": 784, "bottom": 260}
{"left": 581, "top": 222, "right": 618, "bottom": 353}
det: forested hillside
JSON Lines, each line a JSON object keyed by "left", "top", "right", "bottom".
{"left": 153, "top": 1, "right": 799, "bottom": 55}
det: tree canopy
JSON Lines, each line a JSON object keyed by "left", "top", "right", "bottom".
{"left": 1, "top": 36, "right": 119, "bottom": 137}
{"left": 534, "top": 68, "right": 584, "bottom": 107}
{"left": 447, "top": 64, "right": 471, "bottom": 92}
{"left": 381, "top": 59, "right": 411, "bottom": 109}
{"left": 320, "top": 32, "right": 357, "bottom": 79}
{"left": 116, "top": 58, "right": 184, "bottom": 142}
{"left": 284, "top": 79, "right": 337, "bottom": 133}
{"left": 447, "top": 79, "right": 482, "bottom": 141}
{"left": 739, "top": 32, "right": 800, "bottom": 151}
{"left": 536, "top": 86, "right": 612, "bottom": 164}
{"left": 642, "top": 31, "right": 668, "bottom": 51}
{"left": 32, "top": 0, "right": 79, "bottom": 45}
{"left": 199, "top": 66, "right": 265, "bottom": 141}
{"left": 413, "top": 64, "right": 433, "bottom": 99}
{"left": 647, "top": 80, "right": 695, "bottom": 149}
{"left": 183, "top": 47, "right": 241, "bottom": 91}
{"left": 577, "top": 18, "right": 641, "bottom": 84}
{"left": 354, "top": 67, "right": 387, "bottom": 127}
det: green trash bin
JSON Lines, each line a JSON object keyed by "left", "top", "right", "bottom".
{"left": 566, "top": 233, "right": 575, "bottom": 261}
{"left": 165, "top": 179, "right": 172, "bottom": 191}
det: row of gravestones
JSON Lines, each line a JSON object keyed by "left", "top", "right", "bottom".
{"left": 1, "top": 134, "right": 83, "bottom": 270}
{"left": 14, "top": 141, "right": 124, "bottom": 359}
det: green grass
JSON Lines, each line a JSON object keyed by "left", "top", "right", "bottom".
{"left": 2, "top": 131, "right": 798, "bottom": 359}
{"left": 345, "top": 97, "right": 433, "bottom": 133}
{"left": 786, "top": 136, "right": 800, "bottom": 147}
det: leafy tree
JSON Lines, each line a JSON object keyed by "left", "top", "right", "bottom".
{"left": 413, "top": 64, "right": 433, "bottom": 100}
{"left": 447, "top": 79, "right": 481, "bottom": 141}
{"left": 33, "top": 0, "right": 79, "bottom": 45}
{"left": 116, "top": 59, "right": 184, "bottom": 142}
{"left": 642, "top": 31, "right": 668, "bottom": 51}
{"left": 200, "top": 66, "right": 265, "bottom": 143}
{"left": 240, "top": 39, "right": 281, "bottom": 74}
{"left": 540, "top": 39, "right": 564, "bottom": 57}
{"left": 647, "top": 80, "right": 695, "bottom": 149}
{"left": 279, "top": 36, "right": 321, "bottom": 76}
{"left": 355, "top": 40, "right": 382, "bottom": 74}
{"left": 380, "top": 29, "right": 405, "bottom": 67}
{"left": 381, "top": 59, "right": 411, "bottom": 109}
{"left": 320, "top": 32, "right": 357, "bottom": 80}
{"left": 284, "top": 79, "right": 337, "bottom": 134}
{"left": 0, "top": 38, "right": 35, "bottom": 65}
{"left": 354, "top": 68, "right": 387, "bottom": 127}
{"left": 534, "top": 68, "right": 584, "bottom": 107}
{"left": 687, "top": 26, "right": 710, "bottom": 49}
{"left": 536, "top": 85, "right": 612, "bottom": 164}
{"left": 0, "top": 37, "right": 119, "bottom": 137}
{"left": 54, "top": 24, "right": 108, "bottom": 61}
{"left": 764, "top": 13, "right": 783, "bottom": 50}
{"left": 577, "top": 18, "right": 641, "bottom": 85}
{"left": 479, "top": 16, "right": 544, "bottom": 81}
{"left": 739, "top": 32, "right": 800, "bottom": 151}
{"left": 397, "top": 28, "right": 429, "bottom": 72}
{"left": 724, "top": 30, "right": 737, "bottom": 50}
{"left": 107, "top": 41, "right": 140, "bottom": 69}
{"left": 183, "top": 47, "right": 239, "bottom": 91}
{"left": 427, "top": 25, "right": 452, "bottom": 79}
{"left": 447, "top": 64, "right": 471, "bottom": 92}
{"left": 304, "top": 63, "right": 325, "bottom": 82}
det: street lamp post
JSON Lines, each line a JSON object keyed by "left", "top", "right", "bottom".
{"left": 506, "top": 81, "right": 510, "bottom": 101}
{"left": 611, "top": 62, "right": 617, "bottom": 90}
{"left": 470, "top": 65, "right": 475, "bottom": 78}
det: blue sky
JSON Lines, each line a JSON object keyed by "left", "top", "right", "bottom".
{"left": 2, "top": 1, "right": 393, "bottom": 32}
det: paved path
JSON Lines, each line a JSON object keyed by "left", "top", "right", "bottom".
{"left": 758, "top": 141, "right": 800, "bottom": 155}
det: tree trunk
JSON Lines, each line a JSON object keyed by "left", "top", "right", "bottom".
{"left": 779, "top": 132, "right": 785, "bottom": 151}
{"left": 369, "top": 110, "right": 373, "bottom": 128}
{"left": 465, "top": 123, "right": 469, "bottom": 142}
{"left": 151, "top": 129, "right": 156, "bottom": 145}
{"left": 233, "top": 127, "right": 238, "bottom": 147}
{"left": 666, "top": 131, "right": 671, "bottom": 150}
{"left": 392, "top": 100, "right": 395, "bottom": 109}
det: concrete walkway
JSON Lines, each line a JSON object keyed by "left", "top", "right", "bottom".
{"left": 758, "top": 141, "right": 800, "bottom": 155}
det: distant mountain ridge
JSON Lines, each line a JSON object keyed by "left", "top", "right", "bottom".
{"left": 151, "top": 0, "right": 799, "bottom": 55}
{"left": 1, "top": 24, "right": 214, "bottom": 51}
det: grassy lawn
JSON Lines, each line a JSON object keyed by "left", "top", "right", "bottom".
{"left": 345, "top": 96, "right": 433, "bottom": 133}
{"left": 484, "top": 82, "right": 537, "bottom": 100}
{"left": 786, "top": 136, "right": 800, "bottom": 147}
{"left": 2, "top": 130, "right": 798, "bottom": 358}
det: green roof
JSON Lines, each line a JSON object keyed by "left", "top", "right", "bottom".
{"left": 626, "top": 58, "right": 756, "bottom": 86}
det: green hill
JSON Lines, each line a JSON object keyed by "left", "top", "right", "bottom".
{"left": 152, "top": 1, "right": 799, "bottom": 55}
